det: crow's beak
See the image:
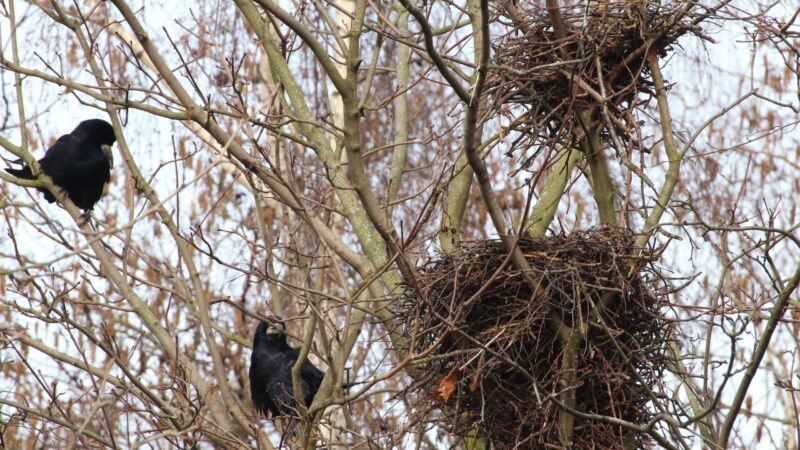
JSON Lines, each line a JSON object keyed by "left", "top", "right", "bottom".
{"left": 265, "top": 315, "right": 286, "bottom": 334}
{"left": 101, "top": 144, "right": 114, "bottom": 168}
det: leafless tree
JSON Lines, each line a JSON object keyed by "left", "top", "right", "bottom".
{"left": 1, "top": 0, "right": 799, "bottom": 448}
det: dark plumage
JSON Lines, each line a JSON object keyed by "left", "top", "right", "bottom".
{"left": 249, "top": 319, "right": 325, "bottom": 417}
{"left": 5, "top": 119, "right": 116, "bottom": 212}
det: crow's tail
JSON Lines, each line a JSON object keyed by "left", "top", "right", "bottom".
{"left": 5, "top": 166, "right": 35, "bottom": 180}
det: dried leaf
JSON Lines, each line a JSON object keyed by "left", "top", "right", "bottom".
{"left": 435, "top": 370, "right": 460, "bottom": 403}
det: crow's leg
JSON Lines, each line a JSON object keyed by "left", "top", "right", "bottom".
{"left": 78, "top": 210, "right": 93, "bottom": 226}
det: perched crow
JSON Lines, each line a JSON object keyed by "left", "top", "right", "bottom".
{"left": 5, "top": 119, "right": 116, "bottom": 213}
{"left": 249, "top": 319, "right": 325, "bottom": 418}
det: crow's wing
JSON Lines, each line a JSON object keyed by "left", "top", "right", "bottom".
{"left": 283, "top": 346, "right": 325, "bottom": 389}
{"left": 2, "top": 136, "right": 74, "bottom": 181}
{"left": 301, "top": 359, "right": 325, "bottom": 393}
{"left": 295, "top": 353, "right": 325, "bottom": 408}
{"left": 40, "top": 134, "right": 77, "bottom": 161}
{"left": 266, "top": 351, "right": 303, "bottom": 415}
{"left": 252, "top": 345, "right": 289, "bottom": 416}
{"left": 277, "top": 346, "right": 325, "bottom": 409}
{"left": 39, "top": 134, "right": 109, "bottom": 183}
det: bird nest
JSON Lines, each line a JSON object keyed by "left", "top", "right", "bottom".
{"left": 486, "top": 1, "right": 700, "bottom": 156}
{"left": 398, "top": 228, "right": 670, "bottom": 449}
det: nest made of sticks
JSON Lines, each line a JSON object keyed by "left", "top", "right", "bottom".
{"left": 398, "top": 228, "right": 670, "bottom": 449}
{"left": 487, "top": 1, "right": 700, "bottom": 157}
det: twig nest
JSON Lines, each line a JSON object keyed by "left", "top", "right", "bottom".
{"left": 398, "top": 228, "right": 670, "bottom": 449}
{"left": 486, "top": 1, "right": 700, "bottom": 158}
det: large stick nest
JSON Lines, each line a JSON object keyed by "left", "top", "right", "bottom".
{"left": 486, "top": 1, "right": 702, "bottom": 157}
{"left": 398, "top": 228, "right": 671, "bottom": 449}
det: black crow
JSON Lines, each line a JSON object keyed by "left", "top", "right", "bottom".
{"left": 249, "top": 319, "right": 325, "bottom": 418}
{"left": 5, "top": 119, "right": 116, "bottom": 213}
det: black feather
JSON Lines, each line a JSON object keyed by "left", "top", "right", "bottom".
{"left": 4, "top": 119, "right": 116, "bottom": 212}
{"left": 249, "top": 319, "right": 325, "bottom": 418}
